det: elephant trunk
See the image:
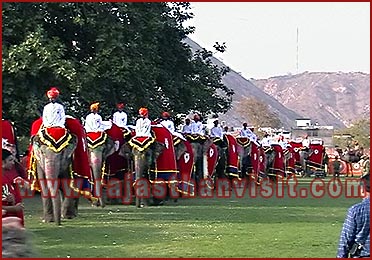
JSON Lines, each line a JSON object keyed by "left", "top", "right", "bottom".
{"left": 44, "top": 158, "right": 62, "bottom": 225}
{"left": 89, "top": 151, "right": 105, "bottom": 207}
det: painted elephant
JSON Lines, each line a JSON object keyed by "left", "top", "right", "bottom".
{"left": 31, "top": 129, "right": 78, "bottom": 225}
{"left": 86, "top": 131, "right": 117, "bottom": 207}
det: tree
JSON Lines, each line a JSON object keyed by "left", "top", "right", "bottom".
{"left": 2, "top": 2, "right": 233, "bottom": 136}
{"left": 333, "top": 118, "right": 370, "bottom": 149}
{"left": 236, "top": 97, "right": 282, "bottom": 128}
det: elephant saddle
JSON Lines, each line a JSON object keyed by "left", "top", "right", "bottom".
{"left": 185, "top": 134, "right": 207, "bottom": 143}
{"left": 38, "top": 127, "right": 72, "bottom": 153}
{"left": 86, "top": 132, "right": 107, "bottom": 149}
{"left": 128, "top": 136, "right": 155, "bottom": 152}
{"left": 236, "top": 137, "right": 251, "bottom": 148}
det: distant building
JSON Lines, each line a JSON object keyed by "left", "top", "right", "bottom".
{"left": 295, "top": 118, "right": 311, "bottom": 127}
{"left": 291, "top": 118, "right": 334, "bottom": 146}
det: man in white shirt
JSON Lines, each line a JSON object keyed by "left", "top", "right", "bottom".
{"left": 278, "top": 135, "right": 289, "bottom": 149}
{"left": 85, "top": 102, "right": 111, "bottom": 132}
{"left": 182, "top": 118, "right": 192, "bottom": 134}
{"left": 159, "top": 111, "right": 175, "bottom": 134}
{"left": 42, "top": 87, "right": 66, "bottom": 128}
{"left": 239, "top": 123, "right": 259, "bottom": 146}
{"left": 260, "top": 133, "right": 272, "bottom": 147}
{"left": 210, "top": 120, "right": 223, "bottom": 139}
{"left": 190, "top": 114, "right": 204, "bottom": 136}
{"left": 112, "top": 102, "right": 127, "bottom": 128}
{"left": 135, "top": 107, "right": 152, "bottom": 137}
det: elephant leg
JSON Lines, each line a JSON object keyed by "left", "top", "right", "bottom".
{"left": 47, "top": 181, "right": 62, "bottom": 225}
{"left": 37, "top": 165, "right": 54, "bottom": 222}
{"left": 41, "top": 196, "right": 54, "bottom": 223}
{"left": 62, "top": 188, "right": 79, "bottom": 219}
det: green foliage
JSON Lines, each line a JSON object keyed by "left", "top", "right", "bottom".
{"left": 2, "top": 2, "right": 233, "bottom": 135}
{"left": 333, "top": 118, "right": 370, "bottom": 148}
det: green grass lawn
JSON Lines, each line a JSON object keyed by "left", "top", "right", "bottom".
{"left": 23, "top": 177, "right": 361, "bottom": 258}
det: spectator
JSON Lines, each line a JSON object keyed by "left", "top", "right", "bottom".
{"left": 337, "top": 173, "right": 370, "bottom": 258}
{"left": 2, "top": 149, "right": 24, "bottom": 226}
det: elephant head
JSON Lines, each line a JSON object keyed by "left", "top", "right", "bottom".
{"left": 236, "top": 138, "right": 252, "bottom": 178}
{"left": 129, "top": 137, "right": 165, "bottom": 207}
{"left": 189, "top": 137, "right": 213, "bottom": 182}
{"left": 32, "top": 132, "right": 78, "bottom": 225}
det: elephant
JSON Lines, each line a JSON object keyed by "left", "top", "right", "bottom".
{"left": 337, "top": 147, "right": 363, "bottom": 177}
{"left": 299, "top": 148, "right": 311, "bottom": 176}
{"left": 264, "top": 144, "right": 285, "bottom": 182}
{"left": 129, "top": 136, "right": 165, "bottom": 207}
{"left": 31, "top": 129, "right": 78, "bottom": 225}
{"left": 212, "top": 138, "right": 227, "bottom": 180}
{"left": 86, "top": 131, "right": 117, "bottom": 207}
{"left": 185, "top": 134, "right": 214, "bottom": 184}
{"left": 236, "top": 137, "right": 253, "bottom": 178}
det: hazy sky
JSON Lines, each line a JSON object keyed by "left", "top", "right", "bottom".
{"left": 185, "top": 2, "right": 370, "bottom": 79}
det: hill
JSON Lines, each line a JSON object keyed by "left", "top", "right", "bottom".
{"left": 185, "top": 38, "right": 370, "bottom": 129}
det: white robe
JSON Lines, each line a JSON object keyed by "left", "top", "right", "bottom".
{"left": 190, "top": 121, "right": 204, "bottom": 135}
{"left": 85, "top": 113, "right": 111, "bottom": 132}
{"left": 135, "top": 117, "right": 152, "bottom": 137}
{"left": 112, "top": 111, "right": 127, "bottom": 128}
{"left": 42, "top": 102, "right": 66, "bottom": 128}
{"left": 160, "top": 119, "right": 175, "bottom": 134}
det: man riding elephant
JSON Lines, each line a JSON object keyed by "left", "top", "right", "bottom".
{"left": 84, "top": 102, "right": 120, "bottom": 207}
{"left": 28, "top": 87, "right": 94, "bottom": 225}
{"left": 129, "top": 107, "right": 165, "bottom": 207}
{"left": 185, "top": 114, "right": 216, "bottom": 191}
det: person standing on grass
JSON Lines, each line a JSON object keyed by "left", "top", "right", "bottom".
{"left": 337, "top": 173, "right": 370, "bottom": 258}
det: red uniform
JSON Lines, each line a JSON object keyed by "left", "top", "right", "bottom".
{"left": 2, "top": 172, "right": 24, "bottom": 226}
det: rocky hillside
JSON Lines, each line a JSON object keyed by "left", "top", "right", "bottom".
{"left": 184, "top": 38, "right": 370, "bottom": 129}
{"left": 184, "top": 38, "right": 301, "bottom": 129}
{"left": 252, "top": 72, "right": 370, "bottom": 128}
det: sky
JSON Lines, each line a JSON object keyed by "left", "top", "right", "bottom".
{"left": 185, "top": 2, "right": 370, "bottom": 79}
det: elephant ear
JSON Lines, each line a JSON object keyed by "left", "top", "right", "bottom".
{"left": 64, "top": 134, "right": 78, "bottom": 159}
{"left": 154, "top": 142, "right": 166, "bottom": 158}
{"left": 31, "top": 135, "right": 44, "bottom": 161}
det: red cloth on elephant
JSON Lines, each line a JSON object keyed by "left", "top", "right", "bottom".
{"left": 150, "top": 125, "right": 177, "bottom": 180}
{"left": 307, "top": 144, "right": 324, "bottom": 170}
{"left": 284, "top": 147, "right": 296, "bottom": 174}
{"left": 177, "top": 140, "right": 194, "bottom": 195}
{"left": 224, "top": 134, "right": 239, "bottom": 176}
{"left": 270, "top": 144, "right": 285, "bottom": 177}
{"left": 289, "top": 141, "right": 302, "bottom": 166}
{"left": 206, "top": 143, "right": 218, "bottom": 179}
{"left": 2, "top": 119, "right": 16, "bottom": 145}
{"left": 105, "top": 123, "right": 125, "bottom": 145}
{"left": 65, "top": 118, "right": 92, "bottom": 181}
{"left": 105, "top": 124, "right": 128, "bottom": 178}
{"left": 250, "top": 142, "right": 260, "bottom": 176}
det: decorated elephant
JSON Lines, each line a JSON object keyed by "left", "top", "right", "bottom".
{"left": 28, "top": 117, "right": 94, "bottom": 225}
{"left": 185, "top": 134, "right": 215, "bottom": 183}
{"left": 128, "top": 131, "right": 165, "bottom": 207}
{"left": 264, "top": 144, "right": 285, "bottom": 181}
{"left": 86, "top": 131, "right": 117, "bottom": 207}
